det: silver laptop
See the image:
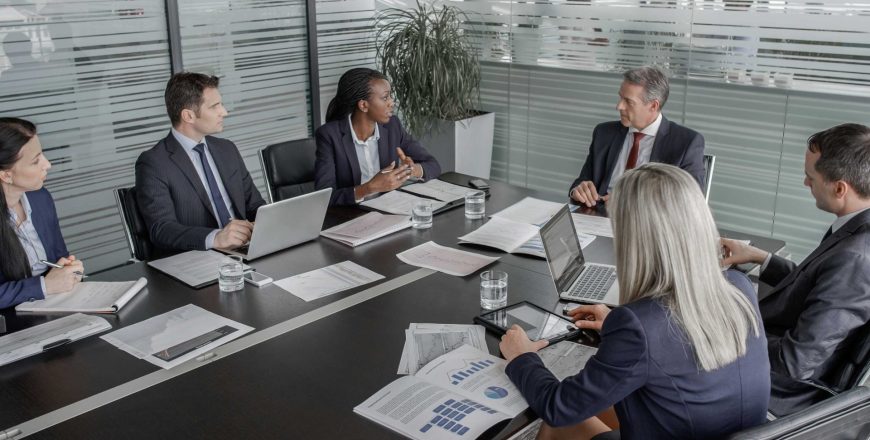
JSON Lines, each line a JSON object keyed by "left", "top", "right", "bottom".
{"left": 225, "top": 188, "right": 332, "bottom": 260}
{"left": 540, "top": 205, "right": 619, "bottom": 306}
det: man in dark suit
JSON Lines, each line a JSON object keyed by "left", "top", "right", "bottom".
{"left": 722, "top": 123, "right": 870, "bottom": 416}
{"left": 570, "top": 66, "right": 705, "bottom": 206}
{"left": 136, "top": 72, "right": 265, "bottom": 257}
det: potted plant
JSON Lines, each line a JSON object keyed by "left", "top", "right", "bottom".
{"left": 374, "top": 0, "right": 495, "bottom": 179}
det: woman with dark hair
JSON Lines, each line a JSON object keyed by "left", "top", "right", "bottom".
{"left": 0, "top": 117, "right": 82, "bottom": 309}
{"left": 314, "top": 67, "right": 441, "bottom": 206}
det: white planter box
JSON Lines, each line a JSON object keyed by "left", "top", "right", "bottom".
{"left": 419, "top": 112, "right": 495, "bottom": 179}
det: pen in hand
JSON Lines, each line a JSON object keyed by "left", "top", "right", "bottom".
{"left": 39, "top": 260, "right": 88, "bottom": 279}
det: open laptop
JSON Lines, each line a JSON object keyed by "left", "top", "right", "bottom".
{"left": 224, "top": 188, "right": 332, "bottom": 260}
{"left": 540, "top": 205, "right": 619, "bottom": 306}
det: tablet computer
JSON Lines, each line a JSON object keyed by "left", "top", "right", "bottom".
{"left": 473, "top": 301, "right": 582, "bottom": 344}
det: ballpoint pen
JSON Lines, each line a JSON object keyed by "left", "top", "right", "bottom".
{"left": 39, "top": 260, "right": 89, "bottom": 279}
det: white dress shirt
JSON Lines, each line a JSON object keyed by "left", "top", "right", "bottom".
{"left": 8, "top": 193, "right": 48, "bottom": 293}
{"left": 349, "top": 114, "right": 381, "bottom": 185}
{"left": 607, "top": 113, "right": 663, "bottom": 194}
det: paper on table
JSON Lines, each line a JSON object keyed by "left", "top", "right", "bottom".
{"left": 507, "top": 419, "right": 543, "bottom": 440}
{"left": 16, "top": 278, "right": 148, "bottom": 313}
{"left": 0, "top": 313, "right": 111, "bottom": 367}
{"left": 571, "top": 212, "right": 613, "bottom": 238}
{"left": 273, "top": 261, "right": 384, "bottom": 302}
{"left": 148, "top": 250, "right": 251, "bottom": 287}
{"left": 320, "top": 212, "right": 410, "bottom": 247}
{"left": 397, "top": 241, "right": 499, "bottom": 277}
{"left": 459, "top": 217, "right": 539, "bottom": 253}
{"left": 398, "top": 323, "right": 488, "bottom": 375}
{"left": 490, "top": 197, "right": 564, "bottom": 226}
{"left": 537, "top": 340, "right": 598, "bottom": 381}
{"left": 516, "top": 232, "right": 595, "bottom": 258}
{"left": 101, "top": 304, "right": 253, "bottom": 369}
{"left": 360, "top": 190, "right": 447, "bottom": 215}
{"left": 401, "top": 179, "right": 471, "bottom": 202}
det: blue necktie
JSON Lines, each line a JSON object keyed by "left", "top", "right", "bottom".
{"left": 193, "top": 143, "right": 232, "bottom": 228}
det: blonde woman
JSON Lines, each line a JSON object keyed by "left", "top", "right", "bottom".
{"left": 500, "top": 163, "right": 770, "bottom": 440}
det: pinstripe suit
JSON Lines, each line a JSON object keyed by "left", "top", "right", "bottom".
{"left": 135, "top": 132, "right": 265, "bottom": 257}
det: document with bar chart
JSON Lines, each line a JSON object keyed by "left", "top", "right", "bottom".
{"left": 355, "top": 344, "right": 528, "bottom": 440}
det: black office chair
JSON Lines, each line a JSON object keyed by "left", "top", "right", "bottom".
{"left": 703, "top": 154, "right": 716, "bottom": 202}
{"left": 259, "top": 138, "right": 317, "bottom": 203}
{"left": 727, "top": 386, "right": 870, "bottom": 440}
{"left": 113, "top": 186, "right": 154, "bottom": 262}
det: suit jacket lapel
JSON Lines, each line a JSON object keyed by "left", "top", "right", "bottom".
{"left": 339, "top": 121, "right": 362, "bottom": 184}
{"left": 601, "top": 124, "right": 629, "bottom": 193}
{"left": 377, "top": 123, "right": 392, "bottom": 168}
{"left": 207, "top": 137, "right": 243, "bottom": 218}
{"left": 165, "top": 133, "right": 217, "bottom": 219}
{"left": 29, "top": 194, "right": 57, "bottom": 261}
{"left": 649, "top": 114, "right": 671, "bottom": 163}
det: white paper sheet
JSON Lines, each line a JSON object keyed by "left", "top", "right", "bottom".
{"left": 458, "top": 217, "right": 539, "bottom": 254}
{"left": 537, "top": 340, "right": 598, "bottom": 381}
{"left": 320, "top": 212, "right": 411, "bottom": 247}
{"left": 147, "top": 250, "right": 251, "bottom": 287}
{"left": 16, "top": 278, "right": 147, "bottom": 313}
{"left": 402, "top": 179, "right": 472, "bottom": 202}
{"left": 397, "top": 241, "right": 499, "bottom": 277}
{"left": 361, "top": 191, "right": 448, "bottom": 215}
{"left": 273, "top": 261, "right": 385, "bottom": 302}
{"left": 0, "top": 314, "right": 111, "bottom": 367}
{"left": 571, "top": 213, "right": 614, "bottom": 238}
{"left": 101, "top": 304, "right": 253, "bottom": 369}
{"left": 490, "top": 197, "right": 564, "bottom": 226}
{"left": 507, "top": 419, "right": 543, "bottom": 440}
{"left": 399, "top": 324, "right": 488, "bottom": 375}
{"left": 516, "top": 232, "right": 596, "bottom": 258}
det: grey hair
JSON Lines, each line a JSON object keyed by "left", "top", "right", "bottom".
{"left": 623, "top": 66, "right": 670, "bottom": 109}
{"left": 609, "top": 163, "right": 761, "bottom": 371}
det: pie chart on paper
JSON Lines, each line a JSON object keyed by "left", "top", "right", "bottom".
{"left": 484, "top": 386, "right": 508, "bottom": 399}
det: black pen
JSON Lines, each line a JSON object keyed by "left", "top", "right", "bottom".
{"left": 39, "top": 260, "right": 88, "bottom": 279}
{"left": 42, "top": 338, "right": 72, "bottom": 350}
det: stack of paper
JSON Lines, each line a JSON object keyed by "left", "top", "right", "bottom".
{"left": 148, "top": 250, "right": 252, "bottom": 288}
{"left": 397, "top": 241, "right": 499, "bottom": 276}
{"left": 401, "top": 179, "right": 471, "bottom": 202}
{"left": 397, "top": 323, "right": 487, "bottom": 375}
{"left": 459, "top": 217, "right": 595, "bottom": 258}
{"left": 571, "top": 213, "right": 614, "bottom": 238}
{"left": 490, "top": 197, "right": 564, "bottom": 226}
{"left": 360, "top": 191, "right": 447, "bottom": 215}
{"left": 320, "top": 212, "right": 411, "bottom": 247}
{"left": 537, "top": 340, "right": 598, "bottom": 380}
{"left": 0, "top": 313, "right": 112, "bottom": 367}
{"left": 16, "top": 278, "right": 148, "bottom": 314}
{"left": 272, "top": 261, "right": 384, "bottom": 302}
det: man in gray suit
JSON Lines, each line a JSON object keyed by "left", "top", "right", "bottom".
{"left": 722, "top": 123, "right": 870, "bottom": 416}
{"left": 136, "top": 72, "right": 266, "bottom": 257}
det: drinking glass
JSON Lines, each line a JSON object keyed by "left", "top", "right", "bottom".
{"left": 411, "top": 200, "right": 433, "bottom": 229}
{"left": 480, "top": 270, "right": 508, "bottom": 310}
{"left": 465, "top": 190, "right": 486, "bottom": 219}
{"left": 219, "top": 255, "right": 244, "bottom": 292}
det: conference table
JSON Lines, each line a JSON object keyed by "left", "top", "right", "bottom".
{"left": 0, "top": 173, "right": 785, "bottom": 439}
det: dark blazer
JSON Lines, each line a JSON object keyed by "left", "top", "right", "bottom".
{"left": 0, "top": 188, "right": 68, "bottom": 309}
{"left": 314, "top": 116, "right": 441, "bottom": 206}
{"left": 135, "top": 132, "right": 266, "bottom": 256}
{"left": 569, "top": 115, "right": 705, "bottom": 195}
{"left": 506, "top": 271, "right": 769, "bottom": 439}
{"left": 760, "top": 208, "right": 870, "bottom": 416}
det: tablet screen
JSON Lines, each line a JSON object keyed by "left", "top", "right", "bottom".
{"left": 479, "top": 303, "right": 578, "bottom": 341}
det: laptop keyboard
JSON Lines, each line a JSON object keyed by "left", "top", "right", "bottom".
{"left": 564, "top": 265, "right": 617, "bottom": 301}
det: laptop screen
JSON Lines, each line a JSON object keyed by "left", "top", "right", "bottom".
{"left": 540, "top": 205, "right": 586, "bottom": 293}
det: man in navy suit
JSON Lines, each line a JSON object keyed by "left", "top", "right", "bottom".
{"left": 723, "top": 123, "right": 870, "bottom": 416}
{"left": 570, "top": 66, "right": 705, "bottom": 206}
{"left": 136, "top": 72, "right": 265, "bottom": 257}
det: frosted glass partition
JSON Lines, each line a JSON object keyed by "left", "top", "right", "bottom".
{"left": 0, "top": 1, "right": 172, "bottom": 271}
{"left": 178, "top": 0, "right": 313, "bottom": 195}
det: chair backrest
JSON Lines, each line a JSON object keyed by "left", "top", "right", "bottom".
{"left": 259, "top": 138, "right": 317, "bottom": 203}
{"left": 703, "top": 154, "right": 716, "bottom": 202}
{"left": 728, "top": 386, "right": 870, "bottom": 440}
{"left": 827, "top": 322, "right": 870, "bottom": 392}
{"left": 113, "top": 186, "right": 153, "bottom": 262}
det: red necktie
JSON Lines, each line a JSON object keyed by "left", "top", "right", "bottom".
{"left": 625, "top": 132, "right": 646, "bottom": 170}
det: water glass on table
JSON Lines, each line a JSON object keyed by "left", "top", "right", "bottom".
{"left": 480, "top": 270, "right": 508, "bottom": 310}
{"left": 411, "top": 200, "right": 433, "bottom": 229}
{"left": 219, "top": 255, "right": 244, "bottom": 292}
{"left": 465, "top": 190, "right": 486, "bottom": 219}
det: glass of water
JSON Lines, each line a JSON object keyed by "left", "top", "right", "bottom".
{"left": 465, "top": 190, "right": 486, "bottom": 219}
{"left": 219, "top": 255, "right": 244, "bottom": 292}
{"left": 411, "top": 200, "right": 433, "bottom": 229}
{"left": 480, "top": 270, "right": 508, "bottom": 310}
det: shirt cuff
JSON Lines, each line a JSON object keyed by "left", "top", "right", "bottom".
{"left": 206, "top": 229, "right": 219, "bottom": 249}
{"left": 39, "top": 276, "right": 47, "bottom": 295}
{"left": 760, "top": 252, "right": 773, "bottom": 272}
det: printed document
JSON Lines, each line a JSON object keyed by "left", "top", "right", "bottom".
{"left": 507, "top": 419, "right": 543, "bottom": 440}
{"left": 459, "top": 217, "right": 595, "bottom": 258}
{"left": 148, "top": 250, "right": 251, "bottom": 287}
{"left": 571, "top": 213, "right": 613, "bottom": 238}
{"left": 101, "top": 304, "right": 253, "bottom": 369}
{"left": 355, "top": 345, "right": 529, "bottom": 440}
{"left": 537, "top": 340, "right": 598, "bottom": 380}
{"left": 320, "top": 212, "right": 411, "bottom": 247}
{"left": 0, "top": 313, "right": 111, "bottom": 367}
{"left": 273, "top": 261, "right": 384, "bottom": 302}
{"left": 491, "top": 197, "right": 564, "bottom": 226}
{"left": 402, "top": 179, "right": 471, "bottom": 202}
{"left": 397, "top": 241, "right": 499, "bottom": 276}
{"left": 16, "top": 278, "right": 148, "bottom": 314}
{"left": 398, "top": 323, "right": 488, "bottom": 375}
{"left": 361, "top": 191, "right": 447, "bottom": 215}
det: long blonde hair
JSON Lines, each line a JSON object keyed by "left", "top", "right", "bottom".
{"left": 610, "top": 163, "right": 760, "bottom": 371}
